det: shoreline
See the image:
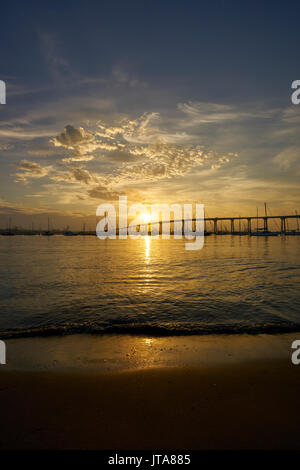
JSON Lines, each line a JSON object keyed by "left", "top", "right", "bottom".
{"left": 1, "top": 333, "right": 300, "bottom": 449}
{"left": 1, "top": 323, "right": 300, "bottom": 339}
{"left": 1, "top": 358, "right": 300, "bottom": 449}
{"left": 2, "top": 332, "right": 299, "bottom": 371}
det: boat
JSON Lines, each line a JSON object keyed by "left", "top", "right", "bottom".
{"left": 64, "top": 231, "right": 78, "bottom": 236}
{"left": 285, "top": 231, "right": 300, "bottom": 235}
{"left": 63, "top": 225, "right": 78, "bottom": 236}
{"left": 251, "top": 203, "right": 278, "bottom": 236}
{"left": 1, "top": 218, "right": 15, "bottom": 236}
{"left": 42, "top": 231, "right": 54, "bottom": 236}
{"left": 251, "top": 229, "right": 278, "bottom": 236}
{"left": 42, "top": 217, "right": 54, "bottom": 236}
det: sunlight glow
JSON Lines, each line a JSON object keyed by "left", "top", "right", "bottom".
{"left": 145, "top": 235, "right": 151, "bottom": 263}
{"left": 141, "top": 212, "right": 152, "bottom": 224}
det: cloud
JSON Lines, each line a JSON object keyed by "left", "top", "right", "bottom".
{"left": 52, "top": 166, "right": 96, "bottom": 185}
{"left": 0, "top": 128, "right": 56, "bottom": 139}
{"left": 12, "top": 108, "right": 239, "bottom": 205}
{"left": 0, "top": 198, "right": 38, "bottom": 214}
{"left": 52, "top": 125, "right": 95, "bottom": 150}
{"left": 177, "top": 101, "right": 275, "bottom": 125}
{"left": 14, "top": 160, "right": 50, "bottom": 183}
{"left": 62, "top": 154, "right": 95, "bottom": 163}
{"left": 111, "top": 144, "right": 237, "bottom": 184}
{"left": 273, "top": 147, "right": 300, "bottom": 173}
{"left": 43, "top": 113, "right": 239, "bottom": 193}
{"left": 51, "top": 125, "right": 99, "bottom": 163}
{"left": 281, "top": 107, "right": 300, "bottom": 124}
{"left": 87, "top": 184, "right": 121, "bottom": 200}
{"left": 27, "top": 146, "right": 57, "bottom": 156}
{"left": 103, "top": 149, "right": 138, "bottom": 162}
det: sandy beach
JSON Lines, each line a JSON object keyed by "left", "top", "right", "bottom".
{"left": 1, "top": 334, "right": 300, "bottom": 450}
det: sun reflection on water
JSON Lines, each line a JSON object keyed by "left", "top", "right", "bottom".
{"left": 145, "top": 235, "right": 151, "bottom": 263}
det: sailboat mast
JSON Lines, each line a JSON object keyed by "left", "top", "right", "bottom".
{"left": 264, "top": 202, "right": 268, "bottom": 232}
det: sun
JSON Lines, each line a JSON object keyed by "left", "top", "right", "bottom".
{"left": 141, "top": 212, "right": 152, "bottom": 224}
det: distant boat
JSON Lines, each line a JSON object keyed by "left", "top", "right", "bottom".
{"left": 285, "top": 230, "right": 300, "bottom": 236}
{"left": 64, "top": 231, "right": 78, "bottom": 236}
{"left": 42, "top": 217, "right": 54, "bottom": 236}
{"left": 42, "top": 231, "right": 54, "bottom": 236}
{"left": 251, "top": 203, "right": 278, "bottom": 236}
{"left": 63, "top": 225, "right": 78, "bottom": 236}
{"left": 2, "top": 218, "right": 15, "bottom": 235}
{"left": 251, "top": 230, "right": 278, "bottom": 237}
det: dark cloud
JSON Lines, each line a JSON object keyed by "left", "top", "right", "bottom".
{"left": 52, "top": 125, "right": 94, "bottom": 149}
{"left": 87, "top": 185, "right": 120, "bottom": 200}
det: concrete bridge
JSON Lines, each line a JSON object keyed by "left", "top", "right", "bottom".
{"left": 122, "top": 214, "right": 300, "bottom": 235}
{"left": 203, "top": 214, "right": 300, "bottom": 234}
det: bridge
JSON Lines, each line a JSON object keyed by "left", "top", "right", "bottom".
{"left": 203, "top": 214, "right": 300, "bottom": 234}
{"left": 121, "top": 214, "right": 300, "bottom": 235}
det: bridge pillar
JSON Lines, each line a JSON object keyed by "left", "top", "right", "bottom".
{"left": 281, "top": 217, "right": 286, "bottom": 234}
{"left": 230, "top": 219, "right": 234, "bottom": 233}
{"left": 158, "top": 221, "right": 162, "bottom": 236}
{"left": 214, "top": 219, "right": 218, "bottom": 234}
{"left": 247, "top": 218, "right": 251, "bottom": 233}
{"left": 264, "top": 217, "right": 268, "bottom": 232}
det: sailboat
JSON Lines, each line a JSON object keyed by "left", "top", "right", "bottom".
{"left": 2, "top": 218, "right": 15, "bottom": 236}
{"left": 64, "top": 225, "right": 78, "bottom": 236}
{"left": 251, "top": 203, "right": 278, "bottom": 236}
{"left": 42, "top": 217, "right": 54, "bottom": 236}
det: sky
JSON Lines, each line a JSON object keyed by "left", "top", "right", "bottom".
{"left": 0, "top": 0, "right": 300, "bottom": 229}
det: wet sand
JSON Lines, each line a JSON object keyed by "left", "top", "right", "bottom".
{"left": 0, "top": 334, "right": 300, "bottom": 449}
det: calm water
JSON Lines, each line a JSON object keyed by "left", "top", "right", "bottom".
{"left": 0, "top": 235, "right": 299, "bottom": 337}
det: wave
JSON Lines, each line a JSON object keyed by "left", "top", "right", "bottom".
{"left": 1, "top": 321, "right": 300, "bottom": 338}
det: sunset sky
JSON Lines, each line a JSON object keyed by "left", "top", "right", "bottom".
{"left": 0, "top": 0, "right": 300, "bottom": 229}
